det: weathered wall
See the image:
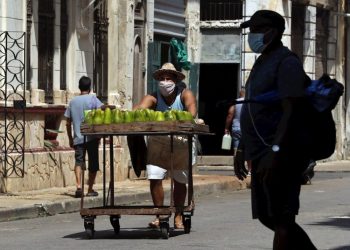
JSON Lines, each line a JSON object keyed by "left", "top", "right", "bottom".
{"left": 1, "top": 146, "right": 126, "bottom": 193}
{"left": 0, "top": 108, "right": 130, "bottom": 192}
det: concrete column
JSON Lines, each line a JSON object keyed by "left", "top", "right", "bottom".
{"left": 30, "top": 89, "right": 45, "bottom": 104}
{"left": 66, "top": 0, "right": 77, "bottom": 93}
{"left": 112, "top": 0, "right": 134, "bottom": 110}
{"left": 332, "top": 2, "right": 347, "bottom": 160}
{"left": 185, "top": 0, "right": 201, "bottom": 64}
{"left": 107, "top": 0, "right": 120, "bottom": 106}
{"left": 53, "top": 90, "right": 66, "bottom": 104}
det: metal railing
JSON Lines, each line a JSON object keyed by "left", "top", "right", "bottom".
{"left": 200, "top": 0, "right": 243, "bottom": 21}
{"left": 0, "top": 31, "right": 26, "bottom": 178}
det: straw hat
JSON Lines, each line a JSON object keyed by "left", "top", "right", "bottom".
{"left": 153, "top": 63, "right": 185, "bottom": 81}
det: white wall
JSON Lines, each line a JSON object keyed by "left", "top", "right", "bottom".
{"left": 0, "top": 0, "right": 26, "bottom": 32}
{"left": 0, "top": 0, "right": 26, "bottom": 94}
{"left": 66, "top": 0, "right": 94, "bottom": 94}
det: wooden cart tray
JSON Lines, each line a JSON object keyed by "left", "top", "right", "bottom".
{"left": 81, "top": 121, "right": 210, "bottom": 134}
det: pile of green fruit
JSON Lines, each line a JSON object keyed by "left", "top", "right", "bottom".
{"left": 84, "top": 108, "right": 194, "bottom": 125}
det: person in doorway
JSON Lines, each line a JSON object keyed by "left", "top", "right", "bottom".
{"left": 65, "top": 76, "right": 103, "bottom": 198}
{"left": 234, "top": 10, "right": 317, "bottom": 249}
{"left": 133, "top": 62, "right": 197, "bottom": 229}
{"left": 225, "top": 89, "right": 252, "bottom": 175}
{"left": 224, "top": 89, "right": 245, "bottom": 152}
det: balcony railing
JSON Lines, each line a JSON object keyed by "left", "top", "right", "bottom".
{"left": 200, "top": 0, "right": 243, "bottom": 21}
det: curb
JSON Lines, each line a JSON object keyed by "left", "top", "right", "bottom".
{"left": 0, "top": 177, "right": 247, "bottom": 222}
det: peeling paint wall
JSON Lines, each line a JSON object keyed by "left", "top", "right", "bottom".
{"left": 186, "top": 0, "right": 201, "bottom": 63}
{"left": 114, "top": 0, "right": 135, "bottom": 110}
{"left": 2, "top": 146, "right": 125, "bottom": 193}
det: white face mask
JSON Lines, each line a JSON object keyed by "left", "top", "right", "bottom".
{"left": 159, "top": 81, "right": 176, "bottom": 97}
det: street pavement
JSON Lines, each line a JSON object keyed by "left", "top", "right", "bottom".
{"left": 0, "top": 160, "right": 349, "bottom": 223}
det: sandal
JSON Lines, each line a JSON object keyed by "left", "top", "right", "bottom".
{"left": 174, "top": 221, "right": 184, "bottom": 229}
{"left": 174, "top": 215, "right": 184, "bottom": 229}
{"left": 148, "top": 218, "right": 160, "bottom": 228}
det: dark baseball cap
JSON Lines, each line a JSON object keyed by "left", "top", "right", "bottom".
{"left": 240, "top": 10, "right": 285, "bottom": 33}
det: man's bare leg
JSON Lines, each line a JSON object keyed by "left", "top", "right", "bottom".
{"left": 75, "top": 165, "right": 82, "bottom": 189}
{"left": 74, "top": 166, "right": 83, "bottom": 197}
{"left": 87, "top": 171, "right": 97, "bottom": 193}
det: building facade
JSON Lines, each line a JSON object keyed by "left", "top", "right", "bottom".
{"left": 0, "top": 0, "right": 348, "bottom": 193}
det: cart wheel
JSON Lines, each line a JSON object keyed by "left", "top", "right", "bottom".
{"left": 84, "top": 218, "right": 95, "bottom": 239}
{"left": 110, "top": 215, "right": 120, "bottom": 234}
{"left": 183, "top": 216, "right": 191, "bottom": 234}
{"left": 160, "top": 221, "right": 170, "bottom": 239}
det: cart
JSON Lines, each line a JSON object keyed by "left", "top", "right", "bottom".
{"left": 80, "top": 121, "right": 211, "bottom": 239}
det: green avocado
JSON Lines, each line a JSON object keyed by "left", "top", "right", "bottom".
{"left": 134, "top": 109, "right": 146, "bottom": 122}
{"left": 84, "top": 110, "right": 93, "bottom": 125}
{"left": 114, "top": 109, "right": 124, "bottom": 123}
{"left": 143, "top": 109, "right": 153, "bottom": 121}
{"left": 124, "top": 110, "right": 135, "bottom": 123}
{"left": 92, "top": 108, "right": 103, "bottom": 125}
{"left": 184, "top": 111, "right": 194, "bottom": 122}
{"left": 84, "top": 110, "right": 91, "bottom": 119}
{"left": 104, "top": 107, "right": 112, "bottom": 125}
{"left": 174, "top": 110, "right": 186, "bottom": 121}
{"left": 154, "top": 111, "right": 165, "bottom": 121}
{"left": 164, "top": 110, "right": 177, "bottom": 121}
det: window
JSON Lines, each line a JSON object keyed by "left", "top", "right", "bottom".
{"left": 200, "top": 0, "right": 243, "bottom": 21}
{"left": 60, "top": 0, "right": 67, "bottom": 91}
{"left": 291, "top": 3, "right": 306, "bottom": 61}
{"left": 38, "top": 0, "right": 54, "bottom": 103}
{"left": 93, "top": 0, "right": 108, "bottom": 103}
{"left": 315, "top": 8, "right": 329, "bottom": 78}
{"left": 26, "top": 0, "right": 33, "bottom": 91}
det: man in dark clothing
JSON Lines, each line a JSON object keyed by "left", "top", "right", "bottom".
{"left": 234, "top": 10, "right": 317, "bottom": 249}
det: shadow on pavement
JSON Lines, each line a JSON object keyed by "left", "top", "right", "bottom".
{"left": 63, "top": 228, "right": 187, "bottom": 240}
{"left": 329, "top": 246, "right": 350, "bottom": 250}
{"left": 308, "top": 214, "right": 350, "bottom": 230}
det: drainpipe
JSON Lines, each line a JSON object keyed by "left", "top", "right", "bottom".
{"left": 146, "top": 0, "right": 154, "bottom": 42}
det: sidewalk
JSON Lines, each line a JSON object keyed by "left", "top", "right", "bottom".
{"left": 0, "top": 160, "right": 349, "bottom": 223}
{"left": 0, "top": 174, "right": 248, "bottom": 222}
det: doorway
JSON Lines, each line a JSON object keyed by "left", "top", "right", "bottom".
{"left": 198, "top": 63, "right": 239, "bottom": 155}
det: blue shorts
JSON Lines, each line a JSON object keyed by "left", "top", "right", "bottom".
{"left": 232, "top": 129, "right": 241, "bottom": 149}
{"left": 74, "top": 139, "right": 99, "bottom": 172}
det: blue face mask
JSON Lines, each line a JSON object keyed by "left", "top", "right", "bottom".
{"left": 248, "top": 33, "right": 266, "bottom": 53}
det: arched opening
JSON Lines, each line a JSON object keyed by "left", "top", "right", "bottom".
{"left": 132, "top": 36, "right": 144, "bottom": 106}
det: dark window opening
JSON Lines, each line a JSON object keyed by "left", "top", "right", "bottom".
{"left": 38, "top": 0, "right": 54, "bottom": 103}
{"left": 200, "top": 0, "right": 243, "bottom": 21}
{"left": 291, "top": 3, "right": 306, "bottom": 61}
{"left": 26, "top": 0, "right": 33, "bottom": 91}
{"left": 60, "top": 0, "right": 67, "bottom": 91}
{"left": 198, "top": 63, "right": 239, "bottom": 155}
{"left": 315, "top": 8, "right": 329, "bottom": 78}
{"left": 160, "top": 42, "right": 171, "bottom": 66}
{"left": 132, "top": 37, "right": 144, "bottom": 106}
{"left": 93, "top": 0, "right": 108, "bottom": 103}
